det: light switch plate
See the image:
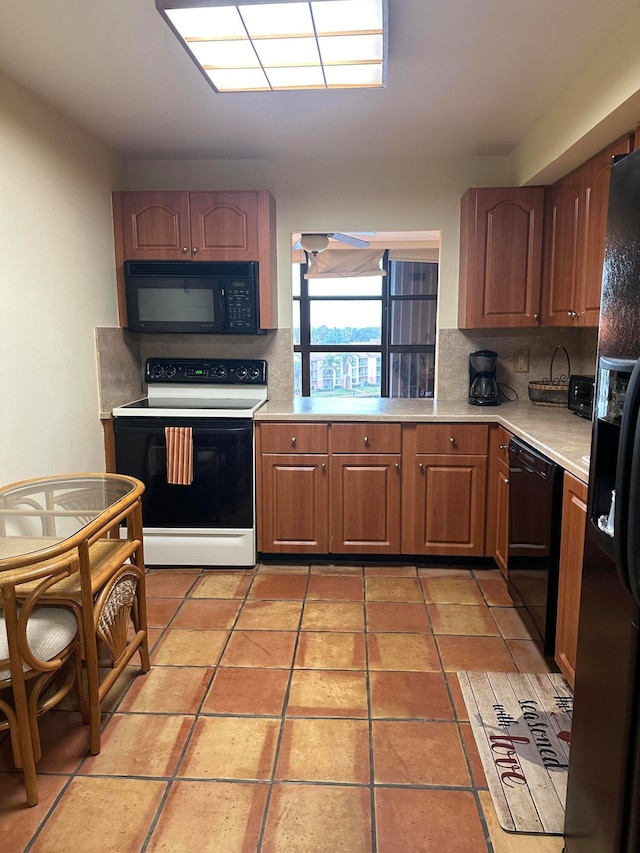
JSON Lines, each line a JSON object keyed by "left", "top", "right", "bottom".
{"left": 513, "top": 348, "right": 529, "bottom": 373}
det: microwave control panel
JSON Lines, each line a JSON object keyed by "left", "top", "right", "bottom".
{"left": 224, "top": 282, "right": 256, "bottom": 330}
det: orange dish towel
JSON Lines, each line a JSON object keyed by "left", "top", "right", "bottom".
{"left": 165, "top": 427, "right": 194, "bottom": 485}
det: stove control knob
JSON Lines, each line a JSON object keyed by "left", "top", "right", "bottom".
{"left": 236, "top": 366, "right": 248, "bottom": 379}
{"left": 149, "top": 364, "right": 165, "bottom": 379}
{"left": 214, "top": 365, "right": 228, "bottom": 379}
{"left": 164, "top": 365, "right": 177, "bottom": 378}
{"left": 248, "top": 366, "right": 261, "bottom": 380}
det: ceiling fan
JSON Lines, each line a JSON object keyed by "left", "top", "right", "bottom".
{"left": 293, "top": 232, "right": 374, "bottom": 255}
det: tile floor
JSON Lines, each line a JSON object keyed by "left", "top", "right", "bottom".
{"left": 0, "top": 563, "right": 567, "bottom": 852}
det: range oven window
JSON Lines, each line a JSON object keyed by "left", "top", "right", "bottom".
{"left": 114, "top": 418, "right": 253, "bottom": 529}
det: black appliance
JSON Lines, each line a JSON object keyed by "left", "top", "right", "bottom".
{"left": 564, "top": 148, "right": 640, "bottom": 851}
{"left": 124, "top": 260, "right": 264, "bottom": 334}
{"left": 568, "top": 374, "right": 595, "bottom": 420}
{"left": 507, "top": 436, "right": 563, "bottom": 656}
{"left": 468, "top": 349, "right": 499, "bottom": 405}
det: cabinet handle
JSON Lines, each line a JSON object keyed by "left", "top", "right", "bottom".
{"left": 182, "top": 246, "right": 189, "bottom": 253}
{"left": 567, "top": 310, "right": 578, "bottom": 319}
{"left": 498, "top": 444, "right": 508, "bottom": 450}
{"left": 291, "top": 436, "right": 297, "bottom": 444}
{"left": 321, "top": 463, "right": 326, "bottom": 471}
{"left": 504, "top": 478, "right": 509, "bottom": 485}
{"left": 449, "top": 436, "right": 456, "bottom": 445}
{"left": 533, "top": 313, "right": 540, "bottom": 321}
{"left": 418, "top": 462, "right": 424, "bottom": 471}
{"left": 363, "top": 436, "right": 369, "bottom": 444}
{"left": 192, "top": 247, "right": 198, "bottom": 255}
{"left": 395, "top": 463, "right": 400, "bottom": 472}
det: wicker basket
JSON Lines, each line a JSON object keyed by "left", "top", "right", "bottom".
{"left": 528, "top": 346, "right": 571, "bottom": 407}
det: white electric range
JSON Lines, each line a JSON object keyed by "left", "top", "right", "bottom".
{"left": 112, "top": 358, "right": 267, "bottom": 567}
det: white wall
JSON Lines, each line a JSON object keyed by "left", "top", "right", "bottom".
{"left": 510, "top": 7, "right": 640, "bottom": 186}
{"left": 125, "top": 154, "right": 510, "bottom": 331}
{"left": 0, "top": 73, "right": 123, "bottom": 484}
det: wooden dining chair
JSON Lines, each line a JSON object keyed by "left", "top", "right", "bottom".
{"left": 3, "top": 474, "right": 150, "bottom": 756}
{"left": 0, "top": 558, "right": 80, "bottom": 806}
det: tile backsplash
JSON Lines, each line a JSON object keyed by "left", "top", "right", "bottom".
{"left": 437, "top": 327, "right": 598, "bottom": 402}
{"left": 95, "top": 327, "right": 294, "bottom": 417}
{"left": 96, "top": 324, "right": 597, "bottom": 415}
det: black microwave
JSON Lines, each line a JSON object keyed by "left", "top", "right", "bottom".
{"left": 123, "top": 260, "right": 263, "bottom": 334}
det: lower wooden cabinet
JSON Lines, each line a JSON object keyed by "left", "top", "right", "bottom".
{"left": 258, "top": 454, "right": 329, "bottom": 553}
{"left": 257, "top": 422, "right": 329, "bottom": 554}
{"left": 406, "top": 453, "right": 487, "bottom": 556}
{"left": 486, "top": 425, "right": 511, "bottom": 577}
{"left": 331, "top": 454, "right": 401, "bottom": 553}
{"left": 555, "top": 472, "right": 588, "bottom": 689}
{"left": 402, "top": 424, "right": 488, "bottom": 557}
{"left": 257, "top": 421, "right": 490, "bottom": 557}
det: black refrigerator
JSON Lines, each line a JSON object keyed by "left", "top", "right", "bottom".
{"left": 564, "top": 148, "right": 640, "bottom": 851}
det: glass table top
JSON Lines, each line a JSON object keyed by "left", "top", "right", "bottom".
{"left": 0, "top": 473, "right": 142, "bottom": 564}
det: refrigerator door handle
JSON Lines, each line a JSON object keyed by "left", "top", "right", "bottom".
{"left": 615, "top": 357, "right": 640, "bottom": 597}
{"left": 628, "top": 411, "right": 640, "bottom": 606}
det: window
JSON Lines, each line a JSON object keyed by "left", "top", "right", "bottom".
{"left": 293, "top": 255, "right": 437, "bottom": 397}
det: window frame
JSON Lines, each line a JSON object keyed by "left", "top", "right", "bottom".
{"left": 293, "top": 252, "right": 437, "bottom": 398}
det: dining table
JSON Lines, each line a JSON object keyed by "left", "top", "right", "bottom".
{"left": 0, "top": 472, "right": 150, "bottom": 755}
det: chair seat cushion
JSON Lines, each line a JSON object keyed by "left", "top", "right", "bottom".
{"left": 0, "top": 606, "right": 77, "bottom": 682}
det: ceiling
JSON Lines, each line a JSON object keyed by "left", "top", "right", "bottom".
{"left": 1, "top": 0, "right": 639, "bottom": 161}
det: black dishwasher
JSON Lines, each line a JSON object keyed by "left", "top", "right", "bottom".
{"left": 507, "top": 436, "right": 564, "bottom": 658}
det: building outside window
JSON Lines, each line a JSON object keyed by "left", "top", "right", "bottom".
{"left": 293, "top": 255, "right": 437, "bottom": 398}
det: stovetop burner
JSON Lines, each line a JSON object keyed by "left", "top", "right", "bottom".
{"left": 112, "top": 358, "right": 268, "bottom": 419}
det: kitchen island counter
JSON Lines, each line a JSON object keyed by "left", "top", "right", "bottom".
{"left": 256, "top": 399, "right": 592, "bottom": 483}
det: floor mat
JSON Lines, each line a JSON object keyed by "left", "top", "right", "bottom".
{"left": 458, "top": 671, "right": 572, "bottom": 834}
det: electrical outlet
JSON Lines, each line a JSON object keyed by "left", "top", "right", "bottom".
{"left": 513, "top": 348, "right": 530, "bottom": 373}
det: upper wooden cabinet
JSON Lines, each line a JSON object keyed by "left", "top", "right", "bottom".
{"left": 458, "top": 187, "right": 545, "bottom": 329}
{"left": 112, "top": 189, "right": 278, "bottom": 328}
{"left": 542, "top": 134, "right": 632, "bottom": 327}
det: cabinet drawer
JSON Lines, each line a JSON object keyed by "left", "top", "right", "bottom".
{"left": 415, "top": 423, "right": 488, "bottom": 455}
{"left": 330, "top": 423, "right": 401, "bottom": 453}
{"left": 259, "top": 422, "right": 328, "bottom": 454}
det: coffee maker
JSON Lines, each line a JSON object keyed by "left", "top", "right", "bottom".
{"left": 468, "top": 350, "right": 499, "bottom": 406}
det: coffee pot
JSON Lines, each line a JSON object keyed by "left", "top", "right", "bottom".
{"left": 468, "top": 350, "right": 499, "bottom": 406}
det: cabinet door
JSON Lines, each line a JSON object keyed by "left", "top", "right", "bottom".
{"left": 259, "top": 454, "right": 329, "bottom": 553}
{"left": 555, "top": 472, "right": 588, "bottom": 688}
{"left": 458, "top": 187, "right": 544, "bottom": 329}
{"left": 495, "top": 459, "right": 510, "bottom": 576}
{"left": 120, "top": 192, "right": 191, "bottom": 260}
{"left": 411, "top": 454, "right": 487, "bottom": 556}
{"left": 331, "top": 454, "right": 401, "bottom": 553}
{"left": 579, "top": 135, "right": 632, "bottom": 325}
{"left": 189, "top": 192, "right": 259, "bottom": 261}
{"left": 542, "top": 175, "right": 582, "bottom": 325}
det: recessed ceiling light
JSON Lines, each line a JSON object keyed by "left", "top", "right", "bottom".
{"left": 157, "top": 0, "right": 388, "bottom": 93}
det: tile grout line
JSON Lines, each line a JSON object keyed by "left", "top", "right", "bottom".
{"left": 22, "top": 566, "right": 213, "bottom": 853}
{"left": 13, "top": 563, "right": 550, "bottom": 851}
{"left": 139, "top": 565, "right": 258, "bottom": 852}
{"left": 362, "top": 563, "right": 379, "bottom": 853}
{"left": 254, "top": 563, "right": 312, "bottom": 852}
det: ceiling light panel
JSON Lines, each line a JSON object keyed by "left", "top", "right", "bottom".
{"left": 254, "top": 36, "right": 320, "bottom": 68}
{"left": 311, "top": 0, "right": 383, "bottom": 33}
{"left": 240, "top": 2, "right": 314, "bottom": 37}
{"left": 158, "top": 0, "right": 387, "bottom": 93}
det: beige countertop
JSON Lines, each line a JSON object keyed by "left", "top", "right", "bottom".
{"left": 256, "top": 399, "right": 592, "bottom": 483}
